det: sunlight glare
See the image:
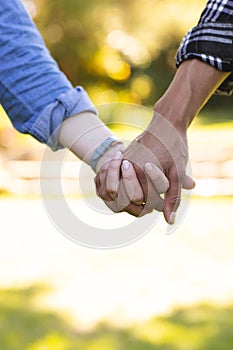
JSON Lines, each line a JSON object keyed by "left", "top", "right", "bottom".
{"left": 107, "top": 30, "right": 151, "bottom": 66}
{"left": 22, "top": 0, "right": 37, "bottom": 18}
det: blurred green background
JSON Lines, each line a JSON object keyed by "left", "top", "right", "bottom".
{"left": 0, "top": 0, "right": 233, "bottom": 349}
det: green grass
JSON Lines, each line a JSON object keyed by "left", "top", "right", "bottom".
{"left": 0, "top": 285, "right": 233, "bottom": 350}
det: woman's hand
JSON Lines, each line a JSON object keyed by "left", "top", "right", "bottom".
{"left": 94, "top": 142, "right": 148, "bottom": 216}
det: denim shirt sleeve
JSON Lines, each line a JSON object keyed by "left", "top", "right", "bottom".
{"left": 0, "top": 0, "right": 97, "bottom": 150}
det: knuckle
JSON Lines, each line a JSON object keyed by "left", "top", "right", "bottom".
{"left": 117, "top": 199, "right": 127, "bottom": 208}
{"left": 100, "top": 162, "right": 110, "bottom": 173}
{"left": 106, "top": 183, "right": 118, "bottom": 194}
{"left": 132, "top": 194, "right": 144, "bottom": 203}
{"left": 108, "top": 188, "right": 117, "bottom": 195}
{"left": 111, "top": 205, "right": 122, "bottom": 213}
{"left": 106, "top": 183, "right": 113, "bottom": 192}
{"left": 104, "top": 198, "right": 114, "bottom": 204}
{"left": 117, "top": 198, "right": 130, "bottom": 210}
{"left": 98, "top": 189, "right": 107, "bottom": 199}
{"left": 169, "top": 172, "right": 179, "bottom": 182}
{"left": 109, "top": 191, "right": 118, "bottom": 200}
{"left": 109, "top": 159, "right": 121, "bottom": 170}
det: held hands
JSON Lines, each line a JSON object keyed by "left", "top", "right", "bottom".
{"left": 94, "top": 112, "right": 195, "bottom": 224}
{"left": 94, "top": 140, "right": 147, "bottom": 217}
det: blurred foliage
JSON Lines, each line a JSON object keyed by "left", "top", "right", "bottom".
{"left": 30, "top": 0, "right": 212, "bottom": 106}
{"left": 0, "top": 285, "right": 233, "bottom": 349}
{"left": 28, "top": 0, "right": 231, "bottom": 111}
{"left": 0, "top": 0, "right": 232, "bottom": 156}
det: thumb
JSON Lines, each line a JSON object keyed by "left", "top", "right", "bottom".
{"left": 182, "top": 174, "right": 195, "bottom": 189}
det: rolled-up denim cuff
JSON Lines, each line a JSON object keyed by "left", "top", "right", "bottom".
{"left": 23, "top": 86, "right": 97, "bottom": 151}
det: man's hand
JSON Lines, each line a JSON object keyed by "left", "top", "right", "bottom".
{"left": 94, "top": 113, "right": 194, "bottom": 221}
{"left": 95, "top": 59, "right": 228, "bottom": 223}
{"left": 124, "top": 112, "right": 195, "bottom": 224}
{"left": 94, "top": 123, "right": 193, "bottom": 222}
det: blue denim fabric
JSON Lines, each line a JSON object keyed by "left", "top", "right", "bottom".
{"left": 0, "top": 0, "right": 96, "bottom": 150}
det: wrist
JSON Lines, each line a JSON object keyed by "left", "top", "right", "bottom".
{"left": 95, "top": 141, "right": 125, "bottom": 173}
{"left": 137, "top": 111, "right": 188, "bottom": 160}
{"left": 153, "top": 100, "right": 189, "bottom": 136}
{"left": 91, "top": 137, "right": 124, "bottom": 172}
{"left": 59, "top": 111, "right": 117, "bottom": 164}
{"left": 153, "top": 59, "right": 229, "bottom": 135}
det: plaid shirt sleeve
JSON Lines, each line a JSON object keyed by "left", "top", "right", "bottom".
{"left": 176, "top": 0, "right": 233, "bottom": 95}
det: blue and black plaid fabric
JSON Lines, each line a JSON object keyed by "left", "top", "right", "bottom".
{"left": 176, "top": 0, "right": 233, "bottom": 95}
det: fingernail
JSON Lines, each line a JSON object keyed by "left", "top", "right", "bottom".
{"left": 169, "top": 212, "right": 176, "bottom": 225}
{"left": 145, "top": 163, "right": 153, "bottom": 172}
{"left": 122, "top": 160, "right": 130, "bottom": 170}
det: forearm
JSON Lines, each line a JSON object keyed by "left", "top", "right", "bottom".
{"left": 59, "top": 112, "right": 123, "bottom": 167}
{"left": 0, "top": 0, "right": 98, "bottom": 151}
{"left": 154, "top": 59, "right": 230, "bottom": 133}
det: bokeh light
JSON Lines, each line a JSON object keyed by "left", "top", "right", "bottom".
{"left": 104, "top": 54, "right": 131, "bottom": 82}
